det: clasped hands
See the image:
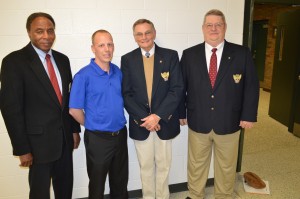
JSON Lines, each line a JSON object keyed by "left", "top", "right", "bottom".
{"left": 140, "top": 114, "right": 161, "bottom": 131}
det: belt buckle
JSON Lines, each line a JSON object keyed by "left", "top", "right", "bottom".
{"left": 111, "top": 131, "right": 119, "bottom": 136}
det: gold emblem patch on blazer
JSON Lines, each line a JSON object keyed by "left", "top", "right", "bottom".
{"left": 161, "top": 72, "right": 169, "bottom": 81}
{"left": 233, "top": 74, "right": 242, "bottom": 83}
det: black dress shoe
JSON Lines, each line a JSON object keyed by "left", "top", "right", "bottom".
{"left": 186, "top": 197, "right": 192, "bottom": 199}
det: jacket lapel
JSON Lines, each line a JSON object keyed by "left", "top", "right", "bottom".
{"left": 198, "top": 44, "right": 211, "bottom": 84}
{"left": 151, "top": 45, "right": 164, "bottom": 99}
{"left": 52, "top": 51, "right": 68, "bottom": 107}
{"left": 26, "top": 44, "right": 62, "bottom": 108}
{"left": 214, "top": 41, "right": 233, "bottom": 90}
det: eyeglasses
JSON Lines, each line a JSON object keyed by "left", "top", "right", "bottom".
{"left": 134, "top": 31, "right": 153, "bottom": 38}
{"left": 204, "top": 23, "right": 224, "bottom": 30}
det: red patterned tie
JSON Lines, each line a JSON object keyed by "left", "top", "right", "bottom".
{"left": 46, "top": 54, "right": 62, "bottom": 105}
{"left": 209, "top": 48, "right": 217, "bottom": 88}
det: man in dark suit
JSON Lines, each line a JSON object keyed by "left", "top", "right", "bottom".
{"left": 179, "top": 9, "right": 259, "bottom": 199}
{"left": 121, "top": 19, "right": 183, "bottom": 199}
{"left": 0, "top": 12, "right": 81, "bottom": 199}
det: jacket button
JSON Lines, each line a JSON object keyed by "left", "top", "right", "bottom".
{"left": 211, "top": 107, "right": 214, "bottom": 110}
{"left": 211, "top": 95, "right": 214, "bottom": 98}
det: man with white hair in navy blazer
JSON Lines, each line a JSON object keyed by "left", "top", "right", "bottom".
{"left": 121, "top": 19, "right": 184, "bottom": 199}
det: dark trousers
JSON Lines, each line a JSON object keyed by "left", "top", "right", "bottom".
{"left": 28, "top": 144, "right": 73, "bottom": 199}
{"left": 84, "top": 127, "right": 129, "bottom": 199}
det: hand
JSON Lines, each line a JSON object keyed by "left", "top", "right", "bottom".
{"left": 179, "top": 119, "right": 188, "bottom": 126}
{"left": 19, "top": 153, "right": 33, "bottom": 167}
{"left": 148, "top": 123, "right": 161, "bottom": 132}
{"left": 140, "top": 114, "right": 161, "bottom": 131}
{"left": 240, "top": 121, "right": 254, "bottom": 129}
{"left": 73, "top": 133, "right": 81, "bottom": 149}
{"left": 153, "top": 124, "right": 161, "bottom": 131}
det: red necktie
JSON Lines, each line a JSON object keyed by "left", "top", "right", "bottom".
{"left": 46, "top": 54, "right": 62, "bottom": 105}
{"left": 209, "top": 48, "right": 217, "bottom": 88}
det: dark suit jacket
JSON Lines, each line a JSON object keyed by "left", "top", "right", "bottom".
{"left": 0, "top": 43, "right": 80, "bottom": 163}
{"left": 179, "top": 41, "right": 259, "bottom": 135}
{"left": 121, "top": 44, "right": 184, "bottom": 140}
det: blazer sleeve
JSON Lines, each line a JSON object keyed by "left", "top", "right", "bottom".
{"left": 241, "top": 48, "right": 260, "bottom": 122}
{"left": 178, "top": 49, "right": 188, "bottom": 119}
{"left": 66, "top": 62, "right": 81, "bottom": 133}
{"left": 0, "top": 55, "right": 31, "bottom": 156}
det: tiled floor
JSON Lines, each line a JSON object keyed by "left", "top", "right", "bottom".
{"left": 168, "top": 90, "right": 300, "bottom": 198}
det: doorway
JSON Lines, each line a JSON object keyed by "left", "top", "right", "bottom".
{"left": 251, "top": 20, "right": 268, "bottom": 81}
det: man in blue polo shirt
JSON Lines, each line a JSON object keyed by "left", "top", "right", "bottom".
{"left": 69, "top": 29, "right": 128, "bottom": 199}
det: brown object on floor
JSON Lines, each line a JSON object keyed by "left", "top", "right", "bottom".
{"left": 244, "top": 172, "right": 266, "bottom": 189}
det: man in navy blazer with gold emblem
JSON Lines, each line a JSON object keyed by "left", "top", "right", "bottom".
{"left": 121, "top": 19, "right": 183, "bottom": 199}
{"left": 0, "top": 12, "right": 80, "bottom": 199}
{"left": 179, "top": 10, "right": 259, "bottom": 199}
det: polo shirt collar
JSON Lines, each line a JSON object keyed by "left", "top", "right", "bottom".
{"left": 90, "top": 58, "right": 114, "bottom": 76}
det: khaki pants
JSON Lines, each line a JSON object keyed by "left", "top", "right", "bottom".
{"left": 187, "top": 128, "right": 240, "bottom": 199}
{"left": 134, "top": 132, "right": 172, "bottom": 199}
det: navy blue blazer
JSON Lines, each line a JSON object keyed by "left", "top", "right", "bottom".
{"left": 121, "top": 44, "right": 184, "bottom": 140}
{"left": 0, "top": 43, "right": 80, "bottom": 163}
{"left": 179, "top": 41, "right": 259, "bottom": 135}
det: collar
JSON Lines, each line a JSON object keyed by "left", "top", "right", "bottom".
{"left": 205, "top": 41, "right": 224, "bottom": 52}
{"left": 140, "top": 44, "right": 155, "bottom": 57}
{"left": 31, "top": 43, "right": 53, "bottom": 60}
{"left": 90, "top": 58, "right": 114, "bottom": 76}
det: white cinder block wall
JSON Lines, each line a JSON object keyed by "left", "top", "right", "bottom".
{"left": 0, "top": 0, "right": 245, "bottom": 198}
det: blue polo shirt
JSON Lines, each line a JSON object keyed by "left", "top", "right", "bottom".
{"left": 69, "top": 58, "right": 126, "bottom": 132}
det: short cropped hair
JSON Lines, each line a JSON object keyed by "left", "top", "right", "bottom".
{"left": 26, "top": 12, "right": 55, "bottom": 31}
{"left": 203, "top": 9, "right": 226, "bottom": 24}
{"left": 91, "top": 29, "right": 112, "bottom": 44}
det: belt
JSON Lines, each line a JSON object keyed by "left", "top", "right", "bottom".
{"left": 87, "top": 126, "right": 125, "bottom": 136}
